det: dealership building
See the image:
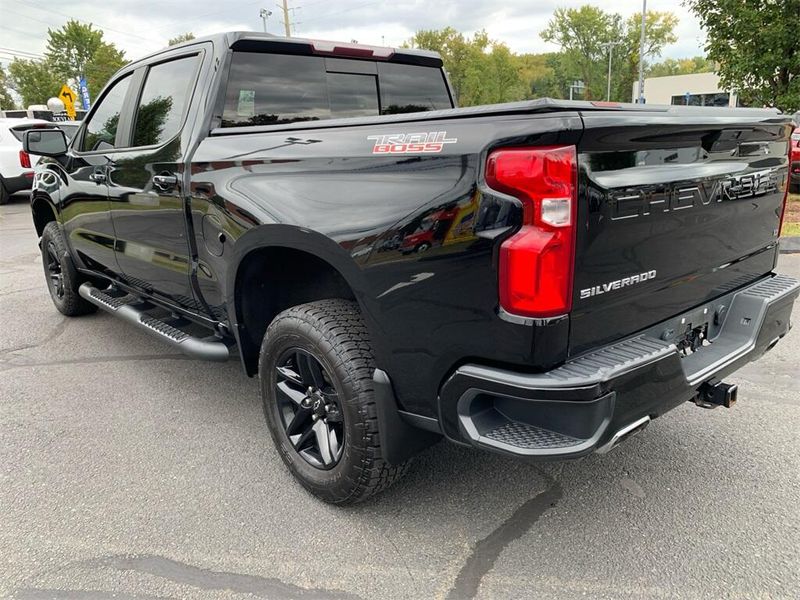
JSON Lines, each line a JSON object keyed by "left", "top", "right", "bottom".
{"left": 632, "top": 72, "right": 741, "bottom": 107}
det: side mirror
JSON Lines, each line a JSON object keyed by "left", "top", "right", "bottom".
{"left": 23, "top": 128, "right": 68, "bottom": 157}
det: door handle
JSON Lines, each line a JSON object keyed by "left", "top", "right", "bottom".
{"left": 89, "top": 171, "right": 106, "bottom": 183}
{"left": 153, "top": 174, "right": 178, "bottom": 192}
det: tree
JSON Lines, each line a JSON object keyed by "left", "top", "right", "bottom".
{"left": 541, "top": 6, "right": 623, "bottom": 100}
{"left": 0, "top": 65, "right": 17, "bottom": 110}
{"left": 7, "top": 58, "right": 61, "bottom": 108}
{"left": 541, "top": 6, "right": 678, "bottom": 101}
{"left": 37, "top": 20, "right": 127, "bottom": 102}
{"left": 45, "top": 20, "right": 104, "bottom": 83}
{"left": 407, "top": 28, "right": 524, "bottom": 106}
{"left": 685, "top": 0, "right": 799, "bottom": 112}
{"left": 648, "top": 56, "right": 714, "bottom": 77}
{"left": 168, "top": 33, "right": 195, "bottom": 46}
{"left": 85, "top": 43, "right": 127, "bottom": 99}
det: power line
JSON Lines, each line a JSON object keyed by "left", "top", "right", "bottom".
{"left": 0, "top": 46, "right": 45, "bottom": 59}
{"left": 14, "top": 0, "right": 160, "bottom": 42}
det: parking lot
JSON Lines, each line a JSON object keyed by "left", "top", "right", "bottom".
{"left": 1, "top": 196, "right": 799, "bottom": 599}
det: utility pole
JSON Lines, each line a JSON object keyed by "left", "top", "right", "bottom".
{"left": 259, "top": 8, "right": 272, "bottom": 33}
{"left": 637, "top": 0, "right": 647, "bottom": 103}
{"left": 601, "top": 41, "right": 621, "bottom": 101}
{"left": 280, "top": 0, "right": 291, "bottom": 37}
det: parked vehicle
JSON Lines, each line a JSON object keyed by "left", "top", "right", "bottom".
{"left": 791, "top": 127, "right": 799, "bottom": 193}
{"left": 0, "top": 118, "right": 55, "bottom": 204}
{"left": 23, "top": 32, "right": 799, "bottom": 504}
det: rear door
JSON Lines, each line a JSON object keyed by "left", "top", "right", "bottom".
{"left": 571, "top": 109, "right": 792, "bottom": 356}
{"left": 107, "top": 50, "right": 204, "bottom": 306}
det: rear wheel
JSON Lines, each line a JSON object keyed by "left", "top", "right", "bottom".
{"left": 40, "top": 222, "right": 96, "bottom": 316}
{"left": 259, "top": 299, "right": 409, "bottom": 504}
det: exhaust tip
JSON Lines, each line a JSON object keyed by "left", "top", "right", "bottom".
{"left": 596, "top": 416, "right": 650, "bottom": 454}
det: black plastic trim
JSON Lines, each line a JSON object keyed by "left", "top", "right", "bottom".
{"left": 373, "top": 369, "right": 441, "bottom": 465}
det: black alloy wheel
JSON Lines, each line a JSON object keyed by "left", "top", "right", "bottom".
{"left": 275, "top": 348, "right": 344, "bottom": 469}
{"left": 45, "top": 240, "right": 65, "bottom": 301}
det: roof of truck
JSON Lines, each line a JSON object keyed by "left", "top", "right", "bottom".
{"left": 145, "top": 31, "right": 443, "bottom": 68}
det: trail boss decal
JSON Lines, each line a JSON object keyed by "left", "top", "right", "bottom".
{"left": 580, "top": 270, "right": 657, "bottom": 300}
{"left": 368, "top": 131, "right": 457, "bottom": 154}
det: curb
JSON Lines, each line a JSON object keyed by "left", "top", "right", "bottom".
{"left": 779, "top": 237, "right": 800, "bottom": 254}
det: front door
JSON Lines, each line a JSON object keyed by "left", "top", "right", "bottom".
{"left": 60, "top": 73, "right": 133, "bottom": 276}
{"left": 107, "top": 53, "right": 202, "bottom": 307}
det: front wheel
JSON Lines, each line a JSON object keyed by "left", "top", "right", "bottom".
{"left": 40, "top": 222, "right": 96, "bottom": 316}
{"left": 259, "top": 299, "right": 409, "bottom": 504}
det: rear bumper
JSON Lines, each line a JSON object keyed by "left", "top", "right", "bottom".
{"left": 2, "top": 172, "right": 35, "bottom": 194}
{"left": 439, "top": 274, "right": 800, "bottom": 459}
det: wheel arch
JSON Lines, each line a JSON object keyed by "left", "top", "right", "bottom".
{"left": 31, "top": 193, "right": 59, "bottom": 237}
{"left": 227, "top": 225, "right": 378, "bottom": 377}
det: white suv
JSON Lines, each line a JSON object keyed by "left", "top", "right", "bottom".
{"left": 0, "top": 118, "right": 52, "bottom": 205}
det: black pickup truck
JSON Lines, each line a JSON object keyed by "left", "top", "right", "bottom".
{"left": 23, "top": 32, "right": 799, "bottom": 504}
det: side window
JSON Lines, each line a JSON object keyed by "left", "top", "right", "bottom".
{"left": 377, "top": 63, "right": 452, "bottom": 114}
{"left": 222, "top": 53, "right": 330, "bottom": 126}
{"left": 131, "top": 55, "right": 200, "bottom": 147}
{"left": 80, "top": 74, "right": 131, "bottom": 152}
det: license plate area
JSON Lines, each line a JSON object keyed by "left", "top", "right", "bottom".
{"left": 676, "top": 322, "right": 711, "bottom": 357}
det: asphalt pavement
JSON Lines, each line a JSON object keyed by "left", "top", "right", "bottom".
{"left": 1, "top": 195, "right": 799, "bottom": 599}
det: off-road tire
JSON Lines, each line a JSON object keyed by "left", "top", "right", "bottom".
{"left": 40, "top": 222, "right": 96, "bottom": 316}
{"left": 259, "top": 299, "right": 410, "bottom": 504}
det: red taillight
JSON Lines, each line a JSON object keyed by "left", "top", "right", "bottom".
{"left": 19, "top": 150, "right": 31, "bottom": 169}
{"left": 486, "top": 146, "right": 578, "bottom": 318}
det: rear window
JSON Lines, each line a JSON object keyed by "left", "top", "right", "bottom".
{"left": 221, "top": 52, "right": 451, "bottom": 127}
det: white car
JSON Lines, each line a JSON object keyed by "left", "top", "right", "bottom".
{"left": 0, "top": 118, "right": 51, "bottom": 205}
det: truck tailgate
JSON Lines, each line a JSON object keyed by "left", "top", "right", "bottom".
{"left": 570, "top": 110, "right": 792, "bottom": 356}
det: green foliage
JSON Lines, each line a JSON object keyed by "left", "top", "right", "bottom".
{"left": 686, "top": 0, "right": 799, "bottom": 113}
{"left": 542, "top": 7, "right": 678, "bottom": 101}
{"left": 647, "top": 57, "right": 714, "bottom": 77}
{"left": 7, "top": 58, "right": 61, "bottom": 107}
{"left": 0, "top": 65, "right": 17, "bottom": 110}
{"left": 85, "top": 43, "right": 127, "bottom": 99}
{"left": 168, "top": 33, "right": 196, "bottom": 46}
{"left": 45, "top": 20, "right": 104, "bottom": 82}
{"left": 407, "top": 28, "right": 524, "bottom": 106}
{"left": 8, "top": 20, "right": 127, "bottom": 109}
{"left": 541, "top": 6, "right": 623, "bottom": 100}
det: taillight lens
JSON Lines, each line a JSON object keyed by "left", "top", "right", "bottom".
{"left": 19, "top": 150, "right": 31, "bottom": 169}
{"left": 486, "top": 145, "right": 578, "bottom": 318}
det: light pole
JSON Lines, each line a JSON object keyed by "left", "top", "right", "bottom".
{"left": 601, "top": 41, "right": 621, "bottom": 101}
{"left": 569, "top": 80, "right": 585, "bottom": 101}
{"left": 637, "top": 0, "right": 647, "bottom": 103}
{"left": 259, "top": 8, "right": 272, "bottom": 32}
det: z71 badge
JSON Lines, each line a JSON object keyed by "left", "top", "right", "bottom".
{"left": 367, "top": 131, "right": 457, "bottom": 154}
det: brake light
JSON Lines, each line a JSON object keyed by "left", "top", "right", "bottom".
{"left": 486, "top": 146, "right": 578, "bottom": 318}
{"left": 310, "top": 41, "right": 394, "bottom": 60}
{"left": 19, "top": 150, "right": 31, "bottom": 169}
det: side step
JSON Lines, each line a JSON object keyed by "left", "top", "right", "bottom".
{"left": 79, "top": 283, "right": 230, "bottom": 362}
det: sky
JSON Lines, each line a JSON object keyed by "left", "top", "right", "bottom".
{"left": 0, "top": 0, "right": 707, "bottom": 68}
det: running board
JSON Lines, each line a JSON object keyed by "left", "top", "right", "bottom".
{"left": 79, "top": 283, "right": 230, "bottom": 362}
